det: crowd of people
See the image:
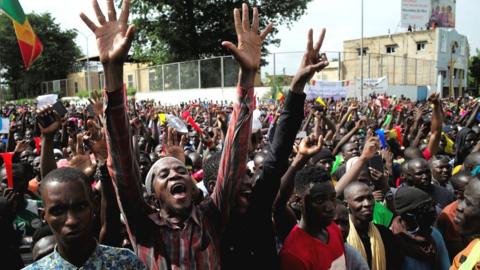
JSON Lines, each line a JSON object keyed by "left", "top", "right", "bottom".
{"left": 1, "top": 0, "right": 480, "bottom": 269}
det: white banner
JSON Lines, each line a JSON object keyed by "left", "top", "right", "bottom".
{"left": 356, "top": 77, "right": 389, "bottom": 97}
{"left": 0, "top": 118, "right": 10, "bottom": 134}
{"left": 401, "top": 0, "right": 431, "bottom": 28}
{"left": 305, "top": 80, "right": 348, "bottom": 100}
{"left": 37, "top": 94, "right": 58, "bottom": 108}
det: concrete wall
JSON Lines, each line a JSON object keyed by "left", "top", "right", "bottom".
{"left": 342, "top": 30, "right": 438, "bottom": 85}
{"left": 313, "top": 61, "right": 340, "bottom": 81}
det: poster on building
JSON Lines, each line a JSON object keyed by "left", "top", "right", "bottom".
{"left": 429, "top": 0, "right": 455, "bottom": 28}
{"left": 356, "top": 77, "right": 389, "bottom": 97}
{"left": 401, "top": 0, "right": 455, "bottom": 29}
{"left": 401, "top": 0, "right": 431, "bottom": 28}
{"left": 305, "top": 80, "right": 347, "bottom": 100}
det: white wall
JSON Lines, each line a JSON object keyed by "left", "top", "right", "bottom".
{"left": 135, "top": 87, "right": 271, "bottom": 105}
{"left": 347, "top": 84, "right": 432, "bottom": 101}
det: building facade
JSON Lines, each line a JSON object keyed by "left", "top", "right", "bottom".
{"left": 342, "top": 28, "right": 469, "bottom": 97}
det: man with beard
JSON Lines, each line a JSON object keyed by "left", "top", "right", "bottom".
{"left": 82, "top": 0, "right": 273, "bottom": 268}
{"left": 405, "top": 158, "right": 454, "bottom": 210}
{"left": 391, "top": 186, "right": 450, "bottom": 270}
{"left": 344, "top": 182, "right": 403, "bottom": 270}
{"left": 451, "top": 179, "right": 480, "bottom": 269}
{"left": 24, "top": 168, "right": 145, "bottom": 269}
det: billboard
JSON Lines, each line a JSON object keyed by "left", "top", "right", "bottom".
{"left": 401, "top": 0, "right": 455, "bottom": 28}
{"left": 429, "top": 0, "right": 456, "bottom": 28}
{"left": 401, "top": 0, "right": 431, "bottom": 28}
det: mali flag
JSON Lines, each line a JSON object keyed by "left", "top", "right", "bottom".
{"left": 0, "top": 0, "right": 43, "bottom": 70}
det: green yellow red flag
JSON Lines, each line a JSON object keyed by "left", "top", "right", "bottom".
{"left": 0, "top": 0, "right": 43, "bottom": 69}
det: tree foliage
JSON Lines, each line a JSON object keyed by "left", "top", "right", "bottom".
{"left": 0, "top": 13, "right": 81, "bottom": 99}
{"left": 128, "top": 0, "right": 313, "bottom": 64}
{"left": 469, "top": 49, "right": 480, "bottom": 91}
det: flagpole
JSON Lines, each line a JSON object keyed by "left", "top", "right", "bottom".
{"left": 360, "top": 0, "right": 364, "bottom": 101}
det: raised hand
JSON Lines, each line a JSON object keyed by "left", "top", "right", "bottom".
{"left": 84, "top": 121, "right": 107, "bottom": 162}
{"left": 355, "top": 116, "right": 367, "bottom": 129}
{"left": 14, "top": 140, "right": 29, "bottom": 154}
{"left": 80, "top": 0, "right": 134, "bottom": 91}
{"left": 221, "top": 3, "right": 273, "bottom": 88}
{"left": 69, "top": 153, "right": 97, "bottom": 177}
{"left": 37, "top": 106, "right": 61, "bottom": 136}
{"left": 428, "top": 92, "right": 440, "bottom": 104}
{"left": 361, "top": 137, "right": 379, "bottom": 160}
{"left": 297, "top": 134, "right": 324, "bottom": 158}
{"left": 368, "top": 167, "right": 384, "bottom": 182}
{"left": 291, "top": 28, "right": 329, "bottom": 92}
{"left": 88, "top": 89, "right": 104, "bottom": 119}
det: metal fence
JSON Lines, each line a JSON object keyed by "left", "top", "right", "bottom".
{"left": 135, "top": 56, "right": 240, "bottom": 92}
{"left": 41, "top": 51, "right": 438, "bottom": 96}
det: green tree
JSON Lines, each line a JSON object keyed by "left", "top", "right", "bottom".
{"left": 0, "top": 12, "right": 81, "bottom": 99}
{"left": 128, "top": 0, "right": 313, "bottom": 64}
{"left": 469, "top": 49, "right": 480, "bottom": 91}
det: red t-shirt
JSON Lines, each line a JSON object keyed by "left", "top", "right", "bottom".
{"left": 280, "top": 223, "right": 346, "bottom": 270}
{"left": 423, "top": 148, "right": 431, "bottom": 161}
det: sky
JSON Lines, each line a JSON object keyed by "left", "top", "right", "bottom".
{"left": 17, "top": 0, "right": 480, "bottom": 76}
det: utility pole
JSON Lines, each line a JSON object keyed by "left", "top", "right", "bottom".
{"left": 360, "top": 0, "right": 364, "bottom": 101}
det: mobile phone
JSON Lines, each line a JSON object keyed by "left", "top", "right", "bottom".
{"left": 368, "top": 154, "right": 384, "bottom": 173}
{"left": 51, "top": 101, "right": 68, "bottom": 118}
{"left": 37, "top": 101, "right": 68, "bottom": 128}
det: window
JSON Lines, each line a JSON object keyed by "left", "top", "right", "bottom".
{"left": 74, "top": 82, "right": 78, "bottom": 93}
{"left": 417, "top": 41, "right": 427, "bottom": 51}
{"left": 356, "top": 47, "right": 368, "bottom": 56}
{"left": 386, "top": 45, "right": 398, "bottom": 54}
{"left": 127, "top": 74, "right": 134, "bottom": 88}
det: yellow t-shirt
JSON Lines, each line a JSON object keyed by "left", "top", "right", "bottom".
{"left": 451, "top": 239, "right": 480, "bottom": 270}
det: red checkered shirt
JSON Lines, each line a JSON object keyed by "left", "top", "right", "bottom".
{"left": 104, "top": 86, "right": 254, "bottom": 270}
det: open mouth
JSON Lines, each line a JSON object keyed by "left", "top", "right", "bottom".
{"left": 454, "top": 214, "right": 462, "bottom": 225}
{"left": 170, "top": 182, "right": 187, "bottom": 199}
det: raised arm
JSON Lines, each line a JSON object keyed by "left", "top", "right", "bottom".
{"left": 426, "top": 93, "right": 443, "bottom": 157}
{"left": 211, "top": 4, "right": 272, "bottom": 227}
{"left": 38, "top": 107, "right": 61, "bottom": 178}
{"left": 332, "top": 117, "right": 365, "bottom": 156}
{"left": 273, "top": 134, "right": 323, "bottom": 240}
{"left": 260, "top": 27, "right": 329, "bottom": 214}
{"left": 335, "top": 136, "right": 378, "bottom": 197}
{"left": 80, "top": 0, "right": 149, "bottom": 248}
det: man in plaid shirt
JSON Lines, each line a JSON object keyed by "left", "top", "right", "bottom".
{"left": 80, "top": 0, "right": 272, "bottom": 269}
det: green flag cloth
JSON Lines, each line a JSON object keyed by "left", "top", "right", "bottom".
{"left": 373, "top": 201, "right": 394, "bottom": 227}
{"left": 0, "top": 0, "right": 27, "bottom": 23}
